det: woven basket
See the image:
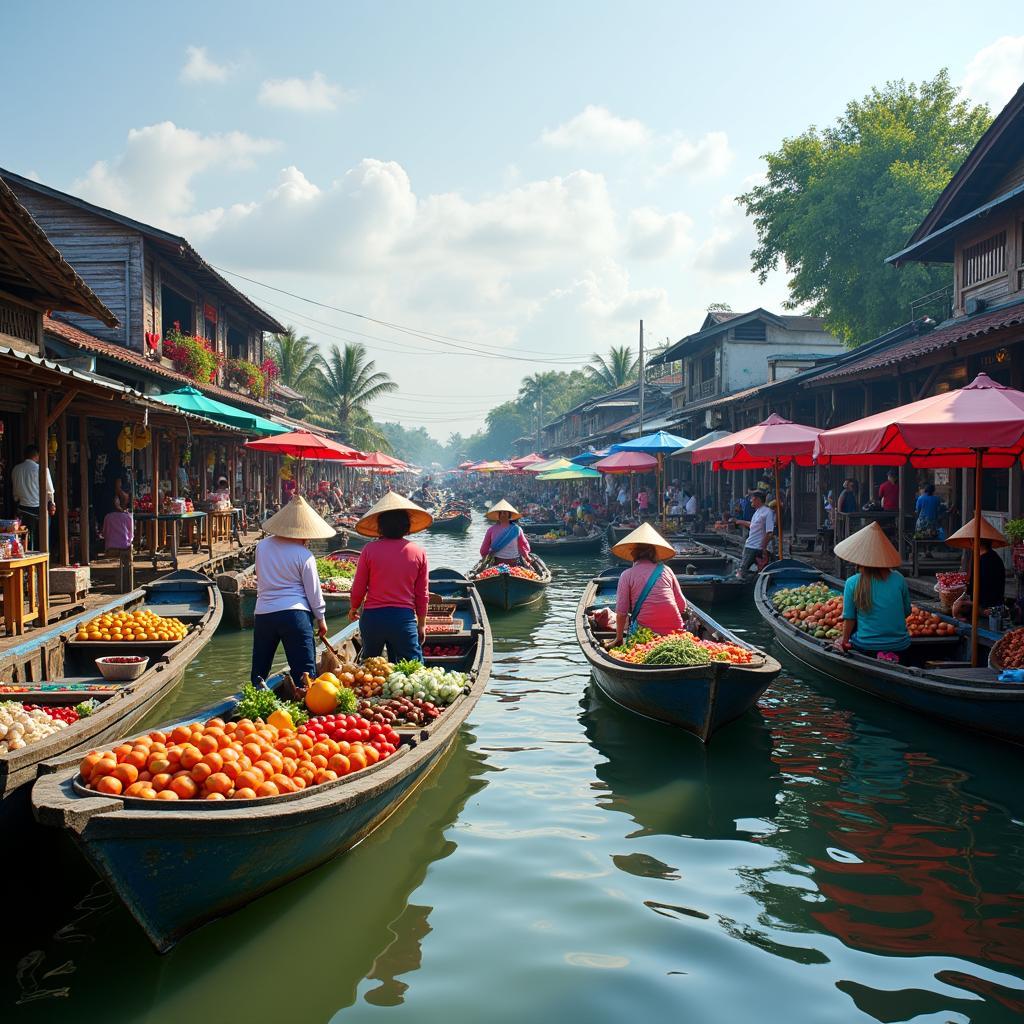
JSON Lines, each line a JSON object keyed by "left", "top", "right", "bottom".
{"left": 988, "top": 628, "right": 1024, "bottom": 671}
{"left": 936, "top": 585, "right": 965, "bottom": 613}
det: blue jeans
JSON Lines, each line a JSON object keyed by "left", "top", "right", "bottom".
{"left": 359, "top": 607, "right": 422, "bottom": 663}
{"left": 251, "top": 609, "right": 316, "bottom": 685}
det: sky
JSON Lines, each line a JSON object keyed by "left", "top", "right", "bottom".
{"left": 3, "top": 2, "right": 1023, "bottom": 439}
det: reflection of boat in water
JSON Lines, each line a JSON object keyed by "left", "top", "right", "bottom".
{"left": 751, "top": 676, "right": 1024, "bottom": 975}
{"left": 579, "top": 684, "right": 779, "bottom": 841}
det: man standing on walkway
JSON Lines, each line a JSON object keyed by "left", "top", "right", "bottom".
{"left": 735, "top": 491, "right": 775, "bottom": 576}
{"left": 11, "top": 443, "right": 55, "bottom": 550}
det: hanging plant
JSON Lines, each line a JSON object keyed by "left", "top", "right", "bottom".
{"left": 182, "top": 442, "right": 192, "bottom": 465}
{"left": 224, "top": 358, "right": 267, "bottom": 399}
{"left": 163, "top": 322, "right": 223, "bottom": 384}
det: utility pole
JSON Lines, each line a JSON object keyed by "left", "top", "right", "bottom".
{"left": 638, "top": 320, "right": 645, "bottom": 434}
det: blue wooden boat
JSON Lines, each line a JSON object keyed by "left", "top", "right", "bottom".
{"left": 754, "top": 559, "right": 1024, "bottom": 748}
{"left": 217, "top": 563, "right": 257, "bottom": 628}
{"left": 575, "top": 566, "right": 780, "bottom": 742}
{"left": 529, "top": 530, "right": 604, "bottom": 556}
{"left": 1, "top": 570, "right": 221, "bottom": 809}
{"left": 470, "top": 554, "right": 551, "bottom": 610}
{"left": 427, "top": 510, "right": 471, "bottom": 532}
{"left": 31, "top": 567, "right": 491, "bottom": 952}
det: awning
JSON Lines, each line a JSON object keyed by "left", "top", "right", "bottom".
{"left": 153, "top": 386, "right": 286, "bottom": 436}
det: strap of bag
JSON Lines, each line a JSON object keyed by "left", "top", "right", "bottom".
{"left": 492, "top": 524, "right": 521, "bottom": 551}
{"left": 628, "top": 563, "right": 666, "bottom": 636}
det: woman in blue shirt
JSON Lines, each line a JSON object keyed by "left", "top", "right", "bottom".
{"left": 833, "top": 522, "right": 911, "bottom": 658}
{"left": 914, "top": 483, "right": 943, "bottom": 537}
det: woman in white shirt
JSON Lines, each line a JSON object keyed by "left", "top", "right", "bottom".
{"left": 250, "top": 496, "right": 334, "bottom": 689}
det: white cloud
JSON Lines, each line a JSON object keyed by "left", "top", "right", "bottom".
{"left": 540, "top": 105, "right": 651, "bottom": 152}
{"left": 657, "top": 131, "right": 734, "bottom": 180}
{"left": 625, "top": 207, "right": 693, "bottom": 260}
{"left": 258, "top": 72, "right": 349, "bottom": 111}
{"left": 180, "top": 45, "right": 231, "bottom": 84}
{"left": 73, "top": 122, "right": 278, "bottom": 227}
{"left": 961, "top": 35, "right": 1024, "bottom": 111}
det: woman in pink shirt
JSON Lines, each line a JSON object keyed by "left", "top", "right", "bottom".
{"left": 610, "top": 523, "right": 688, "bottom": 647}
{"left": 480, "top": 499, "right": 531, "bottom": 565}
{"left": 349, "top": 493, "right": 433, "bottom": 662}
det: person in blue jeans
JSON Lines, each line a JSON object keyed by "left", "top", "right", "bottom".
{"left": 250, "top": 496, "right": 335, "bottom": 689}
{"left": 914, "top": 483, "right": 944, "bottom": 536}
{"left": 833, "top": 522, "right": 911, "bottom": 660}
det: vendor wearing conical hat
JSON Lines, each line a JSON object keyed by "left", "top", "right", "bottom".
{"left": 480, "top": 499, "right": 531, "bottom": 565}
{"left": 833, "top": 522, "right": 911, "bottom": 658}
{"left": 349, "top": 493, "right": 433, "bottom": 663}
{"left": 946, "top": 516, "right": 1007, "bottom": 620}
{"left": 609, "top": 523, "right": 689, "bottom": 648}
{"left": 251, "top": 496, "right": 336, "bottom": 689}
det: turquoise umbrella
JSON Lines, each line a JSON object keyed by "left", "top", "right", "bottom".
{"left": 154, "top": 386, "right": 286, "bottom": 435}
{"left": 537, "top": 466, "right": 602, "bottom": 481}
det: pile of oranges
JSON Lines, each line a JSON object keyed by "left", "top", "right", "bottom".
{"left": 75, "top": 609, "right": 188, "bottom": 643}
{"left": 79, "top": 716, "right": 387, "bottom": 801}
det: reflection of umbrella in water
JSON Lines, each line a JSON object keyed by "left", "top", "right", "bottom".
{"left": 579, "top": 685, "right": 778, "bottom": 844}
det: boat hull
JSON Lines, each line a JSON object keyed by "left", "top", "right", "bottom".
{"left": 755, "top": 563, "right": 1024, "bottom": 747}
{"left": 217, "top": 565, "right": 257, "bottom": 628}
{"left": 470, "top": 556, "right": 551, "bottom": 610}
{"left": 529, "top": 533, "right": 604, "bottom": 556}
{"left": 428, "top": 512, "right": 471, "bottom": 532}
{"left": 576, "top": 570, "right": 780, "bottom": 742}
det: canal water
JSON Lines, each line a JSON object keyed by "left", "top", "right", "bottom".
{"left": 4, "top": 517, "right": 1024, "bottom": 1023}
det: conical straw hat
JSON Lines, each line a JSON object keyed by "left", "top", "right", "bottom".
{"left": 610, "top": 522, "right": 676, "bottom": 563}
{"left": 833, "top": 521, "right": 901, "bottom": 569}
{"left": 945, "top": 515, "right": 1008, "bottom": 550}
{"left": 485, "top": 499, "right": 521, "bottom": 522}
{"left": 356, "top": 491, "right": 433, "bottom": 537}
{"left": 262, "top": 495, "right": 336, "bottom": 540}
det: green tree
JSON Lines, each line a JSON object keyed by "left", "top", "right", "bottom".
{"left": 739, "top": 71, "right": 991, "bottom": 345}
{"left": 267, "top": 327, "right": 324, "bottom": 396}
{"left": 587, "top": 345, "right": 638, "bottom": 389}
{"left": 315, "top": 342, "right": 398, "bottom": 446}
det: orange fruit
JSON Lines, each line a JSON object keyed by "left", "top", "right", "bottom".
{"left": 297, "top": 734, "right": 314, "bottom": 751}
{"left": 254, "top": 759, "right": 275, "bottom": 779}
{"left": 270, "top": 773, "right": 295, "bottom": 793}
{"left": 243, "top": 742, "right": 264, "bottom": 762}
{"left": 149, "top": 730, "right": 167, "bottom": 744}
{"left": 171, "top": 725, "right": 191, "bottom": 744}
{"left": 363, "top": 746, "right": 379, "bottom": 765}
{"left": 205, "top": 792, "right": 226, "bottom": 801}
{"left": 79, "top": 752, "right": 103, "bottom": 781}
{"left": 235, "top": 770, "right": 261, "bottom": 790}
{"left": 220, "top": 746, "right": 240, "bottom": 763}
{"left": 124, "top": 781, "right": 151, "bottom": 797}
{"left": 222, "top": 762, "right": 242, "bottom": 782}
{"left": 335, "top": 741, "right": 351, "bottom": 756}
{"left": 291, "top": 776, "right": 307, "bottom": 790}
{"left": 232, "top": 788, "right": 257, "bottom": 800}
{"left": 156, "top": 789, "right": 179, "bottom": 800}
{"left": 151, "top": 773, "right": 172, "bottom": 791}
{"left": 256, "top": 781, "right": 279, "bottom": 797}
{"left": 205, "top": 772, "right": 232, "bottom": 795}
{"left": 179, "top": 745, "right": 203, "bottom": 769}
{"left": 328, "top": 754, "right": 350, "bottom": 776}
{"left": 147, "top": 755, "right": 171, "bottom": 775}
{"left": 311, "top": 754, "right": 328, "bottom": 770}
{"left": 114, "top": 743, "right": 133, "bottom": 759}
{"left": 95, "top": 775, "right": 123, "bottom": 795}
{"left": 201, "top": 751, "right": 224, "bottom": 773}
{"left": 190, "top": 762, "right": 213, "bottom": 784}
{"left": 91, "top": 757, "right": 118, "bottom": 779}
{"left": 170, "top": 776, "right": 198, "bottom": 799}
{"left": 348, "top": 751, "right": 367, "bottom": 772}
{"left": 206, "top": 717, "right": 226, "bottom": 730}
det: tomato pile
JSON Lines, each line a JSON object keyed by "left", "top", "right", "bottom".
{"left": 23, "top": 703, "right": 80, "bottom": 725}
{"left": 907, "top": 605, "right": 958, "bottom": 637}
{"left": 475, "top": 565, "right": 541, "bottom": 581}
{"left": 936, "top": 571, "right": 968, "bottom": 590}
{"left": 996, "top": 628, "right": 1024, "bottom": 668}
{"left": 79, "top": 715, "right": 394, "bottom": 801}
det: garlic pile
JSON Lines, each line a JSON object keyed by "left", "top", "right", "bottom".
{"left": 0, "top": 701, "right": 70, "bottom": 754}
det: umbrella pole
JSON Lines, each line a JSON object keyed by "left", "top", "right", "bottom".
{"left": 970, "top": 449, "right": 984, "bottom": 667}
{"left": 775, "top": 457, "right": 783, "bottom": 560}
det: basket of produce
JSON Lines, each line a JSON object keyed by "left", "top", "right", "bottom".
{"left": 935, "top": 571, "right": 967, "bottom": 612}
{"left": 95, "top": 655, "right": 149, "bottom": 681}
{"left": 426, "top": 602, "right": 455, "bottom": 619}
{"left": 989, "top": 627, "right": 1024, "bottom": 671}
{"left": 609, "top": 629, "right": 760, "bottom": 666}
{"left": 71, "top": 610, "right": 189, "bottom": 652}
{"left": 0, "top": 700, "right": 97, "bottom": 753}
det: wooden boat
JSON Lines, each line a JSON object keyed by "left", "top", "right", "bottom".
{"left": 32, "top": 567, "right": 492, "bottom": 952}
{"left": 427, "top": 510, "right": 471, "bottom": 532}
{"left": 1, "top": 570, "right": 221, "bottom": 808}
{"left": 320, "top": 548, "right": 361, "bottom": 612}
{"left": 575, "top": 566, "right": 781, "bottom": 741}
{"left": 529, "top": 530, "right": 604, "bottom": 556}
{"left": 520, "top": 520, "right": 562, "bottom": 536}
{"left": 217, "top": 563, "right": 257, "bottom": 628}
{"left": 469, "top": 554, "right": 551, "bottom": 610}
{"left": 754, "top": 560, "right": 1024, "bottom": 747}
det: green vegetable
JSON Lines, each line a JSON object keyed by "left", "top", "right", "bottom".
{"left": 74, "top": 699, "right": 98, "bottom": 718}
{"left": 279, "top": 700, "right": 309, "bottom": 726}
{"left": 316, "top": 557, "right": 357, "bottom": 579}
{"left": 393, "top": 659, "right": 423, "bottom": 678}
{"left": 333, "top": 686, "right": 358, "bottom": 715}
{"left": 640, "top": 635, "right": 713, "bottom": 666}
{"left": 234, "top": 683, "right": 283, "bottom": 722}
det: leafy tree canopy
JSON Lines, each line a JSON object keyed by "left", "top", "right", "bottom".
{"left": 739, "top": 71, "right": 991, "bottom": 345}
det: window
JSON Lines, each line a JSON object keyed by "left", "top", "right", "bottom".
{"left": 734, "top": 320, "right": 766, "bottom": 341}
{"left": 227, "top": 325, "right": 247, "bottom": 360}
{"left": 161, "top": 285, "right": 194, "bottom": 338}
{"left": 700, "top": 353, "right": 715, "bottom": 381}
{"left": 961, "top": 231, "right": 1006, "bottom": 288}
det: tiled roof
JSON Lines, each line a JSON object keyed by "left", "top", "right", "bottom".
{"left": 813, "top": 302, "right": 1024, "bottom": 382}
{"left": 44, "top": 315, "right": 282, "bottom": 416}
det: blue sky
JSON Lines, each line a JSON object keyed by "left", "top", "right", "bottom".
{"left": 4, "top": 3, "right": 1023, "bottom": 435}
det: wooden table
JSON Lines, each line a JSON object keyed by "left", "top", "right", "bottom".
{"left": 209, "top": 510, "right": 235, "bottom": 546}
{"left": 0, "top": 552, "right": 50, "bottom": 636}
{"left": 134, "top": 512, "right": 212, "bottom": 569}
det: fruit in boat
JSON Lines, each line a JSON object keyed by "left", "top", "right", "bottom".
{"left": 267, "top": 708, "right": 295, "bottom": 732}
{"left": 306, "top": 678, "right": 340, "bottom": 715}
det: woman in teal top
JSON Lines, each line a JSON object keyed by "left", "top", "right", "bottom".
{"left": 833, "top": 522, "right": 911, "bottom": 657}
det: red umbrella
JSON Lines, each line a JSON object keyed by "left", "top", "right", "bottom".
{"left": 692, "top": 414, "right": 823, "bottom": 556}
{"left": 244, "top": 430, "right": 363, "bottom": 493}
{"left": 351, "top": 451, "right": 407, "bottom": 469}
{"left": 814, "top": 372, "right": 1024, "bottom": 664}
{"left": 511, "top": 453, "right": 546, "bottom": 468}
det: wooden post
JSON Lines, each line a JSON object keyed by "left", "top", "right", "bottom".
{"left": 37, "top": 389, "right": 49, "bottom": 553}
{"left": 58, "top": 414, "right": 69, "bottom": 565}
{"left": 970, "top": 450, "right": 984, "bottom": 667}
{"left": 171, "top": 433, "right": 179, "bottom": 498}
{"left": 78, "top": 415, "right": 90, "bottom": 566}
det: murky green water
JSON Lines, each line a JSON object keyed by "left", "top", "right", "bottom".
{"left": 4, "top": 518, "right": 1024, "bottom": 1022}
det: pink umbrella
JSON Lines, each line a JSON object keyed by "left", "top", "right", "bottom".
{"left": 593, "top": 451, "right": 658, "bottom": 474}
{"left": 511, "top": 452, "right": 546, "bottom": 469}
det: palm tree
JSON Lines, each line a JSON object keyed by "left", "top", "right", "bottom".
{"left": 315, "top": 342, "right": 398, "bottom": 446}
{"left": 267, "top": 327, "right": 325, "bottom": 408}
{"left": 587, "top": 345, "right": 638, "bottom": 389}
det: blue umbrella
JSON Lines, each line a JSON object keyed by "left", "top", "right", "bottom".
{"left": 571, "top": 447, "right": 610, "bottom": 465}
{"left": 610, "top": 430, "right": 692, "bottom": 453}
{"left": 609, "top": 431, "right": 693, "bottom": 527}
